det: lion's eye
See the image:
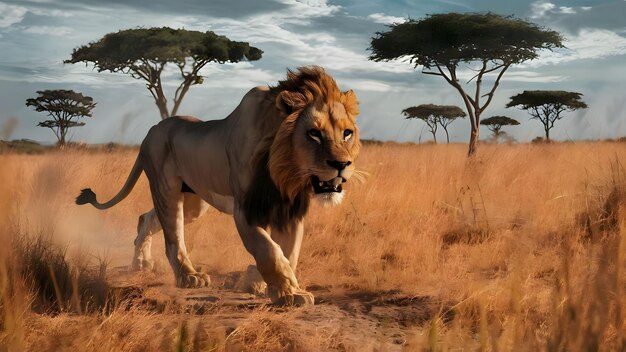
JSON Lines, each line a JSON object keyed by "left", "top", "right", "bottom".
{"left": 307, "top": 129, "right": 322, "bottom": 143}
{"left": 343, "top": 129, "right": 353, "bottom": 141}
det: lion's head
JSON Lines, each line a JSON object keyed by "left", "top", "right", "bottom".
{"left": 269, "top": 66, "right": 361, "bottom": 206}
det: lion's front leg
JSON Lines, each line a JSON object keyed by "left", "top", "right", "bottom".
{"left": 234, "top": 207, "right": 313, "bottom": 306}
{"left": 271, "top": 220, "right": 304, "bottom": 272}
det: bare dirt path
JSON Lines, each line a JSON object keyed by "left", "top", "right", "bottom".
{"left": 106, "top": 266, "right": 454, "bottom": 350}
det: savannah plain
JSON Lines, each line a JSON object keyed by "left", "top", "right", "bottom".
{"left": 1, "top": 140, "right": 625, "bottom": 351}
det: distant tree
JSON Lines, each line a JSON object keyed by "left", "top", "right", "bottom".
{"left": 26, "top": 90, "right": 96, "bottom": 146}
{"left": 403, "top": 104, "right": 465, "bottom": 144}
{"left": 506, "top": 90, "right": 587, "bottom": 142}
{"left": 436, "top": 106, "right": 466, "bottom": 144}
{"left": 65, "top": 27, "right": 263, "bottom": 120}
{"left": 480, "top": 115, "right": 520, "bottom": 141}
{"left": 403, "top": 105, "right": 439, "bottom": 143}
{"left": 370, "top": 13, "right": 563, "bottom": 156}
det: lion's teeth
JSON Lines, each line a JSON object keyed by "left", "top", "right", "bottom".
{"left": 319, "top": 182, "right": 324, "bottom": 186}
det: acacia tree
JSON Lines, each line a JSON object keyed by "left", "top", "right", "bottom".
{"left": 26, "top": 90, "right": 97, "bottom": 146}
{"left": 370, "top": 12, "right": 563, "bottom": 156}
{"left": 65, "top": 27, "right": 263, "bottom": 120}
{"left": 402, "top": 104, "right": 465, "bottom": 143}
{"left": 480, "top": 115, "right": 520, "bottom": 141}
{"left": 506, "top": 90, "right": 587, "bottom": 142}
{"left": 402, "top": 105, "right": 439, "bottom": 143}
{"left": 436, "top": 105, "right": 466, "bottom": 143}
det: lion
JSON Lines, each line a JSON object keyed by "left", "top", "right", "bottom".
{"left": 75, "top": 66, "right": 361, "bottom": 305}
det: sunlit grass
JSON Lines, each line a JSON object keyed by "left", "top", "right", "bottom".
{"left": 1, "top": 141, "right": 625, "bottom": 350}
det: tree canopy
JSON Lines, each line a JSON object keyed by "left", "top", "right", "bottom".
{"left": 65, "top": 27, "right": 263, "bottom": 119}
{"left": 506, "top": 90, "right": 587, "bottom": 141}
{"left": 480, "top": 115, "right": 520, "bottom": 139}
{"left": 402, "top": 104, "right": 466, "bottom": 143}
{"left": 370, "top": 12, "right": 563, "bottom": 155}
{"left": 26, "top": 90, "right": 96, "bottom": 146}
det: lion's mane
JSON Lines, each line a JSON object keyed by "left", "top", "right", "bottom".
{"left": 243, "top": 66, "right": 359, "bottom": 230}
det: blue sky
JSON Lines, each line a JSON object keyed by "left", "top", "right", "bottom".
{"left": 1, "top": 0, "right": 625, "bottom": 144}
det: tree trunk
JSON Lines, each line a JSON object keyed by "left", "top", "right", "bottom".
{"left": 468, "top": 126, "right": 479, "bottom": 156}
{"left": 443, "top": 127, "right": 450, "bottom": 144}
{"left": 431, "top": 131, "right": 437, "bottom": 144}
{"left": 170, "top": 80, "right": 192, "bottom": 117}
{"left": 155, "top": 98, "right": 170, "bottom": 120}
{"left": 545, "top": 127, "right": 550, "bottom": 142}
{"left": 59, "top": 129, "right": 66, "bottom": 146}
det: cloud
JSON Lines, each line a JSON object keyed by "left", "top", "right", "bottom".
{"left": 558, "top": 6, "right": 576, "bottom": 14}
{"left": 500, "top": 70, "right": 568, "bottom": 83}
{"left": 367, "top": 13, "right": 404, "bottom": 25}
{"left": 272, "top": 0, "right": 340, "bottom": 22}
{"left": 23, "top": 25, "right": 73, "bottom": 36}
{"left": 339, "top": 78, "right": 394, "bottom": 92}
{"left": 528, "top": 28, "right": 626, "bottom": 66}
{"left": 530, "top": 1, "right": 587, "bottom": 18}
{"left": 29, "top": 7, "right": 74, "bottom": 17}
{"left": 435, "top": 0, "right": 473, "bottom": 10}
{"left": 0, "top": 3, "right": 27, "bottom": 27}
{"left": 530, "top": 1, "right": 556, "bottom": 18}
{"left": 452, "top": 66, "right": 568, "bottom": 83}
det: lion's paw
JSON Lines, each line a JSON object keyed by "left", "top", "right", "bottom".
{"left": 131, "top": 258, "right": 155, "bottom": 272}
{"left": 177, "top": 272, "right": 211, "bottom": 288}
{"left": 235, "top": 265, "right": 267, "bottom": 296}
{"left": 271, "top": 290, "right": 315, "bottom": 307}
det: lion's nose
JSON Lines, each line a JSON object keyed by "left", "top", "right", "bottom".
{"left": 326, "top": 160, "right": 351, "bottom": 171}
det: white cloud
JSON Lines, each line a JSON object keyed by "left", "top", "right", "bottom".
{"left": 530, "top": 1, "right": 585, "bottom": 17}
{"left": 23, "top": 25, "right": 73, "bottom": 36}
{"left": 335, "top": 78, "right": 394, "bottom": 92}
{"left": 274, "top": 0, "right": 340, "bottom": 21}
{"left": 367, "top": 13, "right": 404, "bottom": 25}
{"left": 452, "top": 66, "right": 568, "bottom": 83}
{"left": 531, "top": 1, "right": 556, "bottom": 18}
{"left": 528, "top": 28, "right": 626, "bottom": 66}
{"left": 501, "top": 70, "right": 568, "bottom": 83}
{"left": 29, "top": 7, "right": 74, "bottom": 18}
{"left": 186, "top": 4, "right": 413, "bottom": 74}
{"left": 0, "top": 2, "right": 74, "bottom": 29}
{"left": 0, "top": 3, "right": 27, "bottom": 27}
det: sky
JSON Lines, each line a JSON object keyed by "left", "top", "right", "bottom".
{"left": 0, "top": 0, "right": 625, "bottom": 144}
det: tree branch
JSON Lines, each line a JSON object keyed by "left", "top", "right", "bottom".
{"left": 466, "top": 62, "right": 506, "bottom": 84}
{"left": 434, "top": 64, "right": 453, "bottom": 85}
{"left": 479, "top": 64, "right": 510, "bottom": 114}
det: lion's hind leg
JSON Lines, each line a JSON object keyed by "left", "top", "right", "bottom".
{"left": 150, "top": 178, "right": 210, "bottom": 288}
{"left": 132, "top": 209, "right": 160, "bottom": 271}
{"left": 132, "top": 194, "right": 210, "bottom": 273}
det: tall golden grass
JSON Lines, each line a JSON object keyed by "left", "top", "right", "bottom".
{"left": 1, "top": 141, "right": 625, "bottom": 351}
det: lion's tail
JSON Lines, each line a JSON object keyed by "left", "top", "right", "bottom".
{"left": 75, "top": 155, "right": 143, "bottom": 210}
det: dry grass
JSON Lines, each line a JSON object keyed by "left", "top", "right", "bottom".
{"left": 1, "top": 141, "right": 626, "bottom": 351}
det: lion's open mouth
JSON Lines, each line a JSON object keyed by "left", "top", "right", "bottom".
{"left": 311, "top": 175, "right": 343, "bottom": 193}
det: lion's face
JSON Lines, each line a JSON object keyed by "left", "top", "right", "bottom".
{"left": 269, "top": 73, "right": 360, "bottom": 206}
{"left": 280, "top": 91, "right": 359, "bottom": 205}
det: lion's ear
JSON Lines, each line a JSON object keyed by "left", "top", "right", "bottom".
{"left": 276, "top": 91, "right": 306, "bottom": 115}
{"left": 342, "top": 89, "right": 359, "bottom": 117}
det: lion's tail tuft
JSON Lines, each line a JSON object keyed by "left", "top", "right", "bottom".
{"left": 75, "top": 188, "right": 97, "bottom": 205}
{"left": 75, "top": 155, "right": 143, "bottom": 210}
